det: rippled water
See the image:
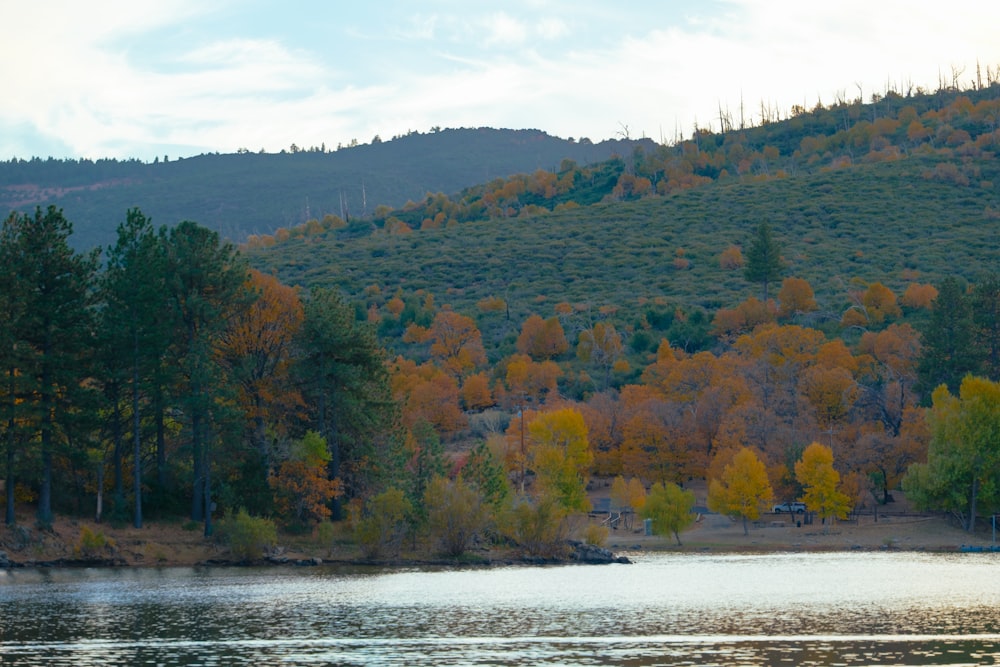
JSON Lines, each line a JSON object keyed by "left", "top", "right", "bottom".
{"left": 3, "top": 552, "right": 1000, "bottom": 665}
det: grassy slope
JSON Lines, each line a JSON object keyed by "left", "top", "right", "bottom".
{"left": 249, "top": 154, "right": 1000, "bottom": 326}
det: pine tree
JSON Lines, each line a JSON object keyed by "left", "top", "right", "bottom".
{"left": 163, "top": 221, "right": 249, "bottom": 534}
{"left": 743, "top": 222, "right": 784, "bottom": 301}
{"left": 1, "top": 207, "right": 98, "bottom": 525}
{"left": 100, "top": 208, "right": 170, "bottom": 528}
{"left": 297, "top": 287, "right": 402, "bottom": 517}
{"left": 918, "top": 277, "right": 979, "bottom": 395}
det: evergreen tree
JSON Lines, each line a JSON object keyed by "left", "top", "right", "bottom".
{"left": 297, "top": 288, "right": 402, "bottom": 517}
{"left": 918, "top": 277, "right": 979, "bottom": 396}
{"left": 163, "top": 221, "right": 249, "bottom": 534}
{"left": 1, "top": 207, "right": 98, "bottom": 525}
{"left": 972, "top": 273, "right": 1000, "bottom": 382}
{"left": 743, "top": 222, "right": 784, "bottom": 301}
{"left": 100, "top": 209, "right": 170, "bottom": 528}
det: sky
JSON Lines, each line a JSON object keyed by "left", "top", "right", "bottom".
{"left": 4, "top": 0, "right": 1000, "bottom": 162}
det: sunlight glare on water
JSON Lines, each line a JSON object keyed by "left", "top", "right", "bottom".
{"left": 3, "top": 552, "right": 1000, "bottom": 665}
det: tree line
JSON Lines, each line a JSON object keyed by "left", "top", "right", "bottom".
{"left": 4, "top": 206, "right": 1000, "bottom": 555}
{"left": 1, "top": 206, "right": 397, "bottom": 534}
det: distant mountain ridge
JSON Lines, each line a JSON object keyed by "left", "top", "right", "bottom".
{"left": 0, "top": 128, "right": 654, "bottom": 249}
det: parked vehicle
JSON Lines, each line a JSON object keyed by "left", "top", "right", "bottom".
{"left": 772, "top": 502, "right": 806, "bottom": 513}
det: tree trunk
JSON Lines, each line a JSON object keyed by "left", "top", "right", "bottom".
{"left": 37, "top": 351, "right": 53, "bottom": 526}
{"left": 132, "top": 340, "right": 142, "bottom": 529}
{"left": 5, "top": 425, "right": 14, "bottom": 526}
{"left": 95, "top": 462, "right": 104, "bottom": 523}
{"left": 155, "top": 393, "right": 166, "bottom": 487}
{"left": 203, "top": 436, "right": 213, "bottom": 537}
{"left": 968, "top": 476, "right": 979, "bottom": 533}
{"left": 112, "top": 389, "right": 124, "bottom": 508}
{"left": 190, "top": 407, "right": 203, "bottom": 522}
{"left": 5, "top": 367, "right": 15, "bottom": 525}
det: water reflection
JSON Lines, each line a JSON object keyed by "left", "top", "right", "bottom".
{"left": 3, "top": 552, "right": 1000, "bottom": 665}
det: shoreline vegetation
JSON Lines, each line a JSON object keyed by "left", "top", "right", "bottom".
{"left": 2, "top": 489, "right": 991, "bottom": 570}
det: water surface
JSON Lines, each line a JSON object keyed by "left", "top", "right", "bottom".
{"left": 2, "top": 551, "right": 999, "bottom": 665}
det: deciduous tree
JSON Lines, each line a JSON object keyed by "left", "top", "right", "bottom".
{"left": 428, "top": 309, "right": 486, "bottom": 378}
{"left": 641, "top": 481, "right": 695, "bottom": 545}
{"left": 271, "top": 431, "right": 343, "bottom": 525}
{"left": 707, "top": 447, "right": 773, "bottom": 535}
{"left": 795, "top": 442, "right": 850, "bottom": 530}
{"left": 528, "top": 407, "right": 593, "bottom": 512}
{"left": 424, "top": 475, "right": 491, "bottom": 557}
{"left": 904, "top": 376, "right": 1000, "bottom": 532}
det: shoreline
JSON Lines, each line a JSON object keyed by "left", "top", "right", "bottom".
{"left": 2, "top": 511, "right": 991, "bottom": 571}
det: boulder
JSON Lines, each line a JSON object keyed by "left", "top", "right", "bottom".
{"left": 568, "top": 540, "right": 631, "bottom": 564}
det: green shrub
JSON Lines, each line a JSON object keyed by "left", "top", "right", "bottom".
{"left": 75, "top": 526, "right": 115, "bottom": 558}
{"left": 217, "top": 508, "right": 278, "bottom": 561}
{"left": 582, "top": 523, "right": 608, "bottom": 547}
{"left": 500, "top": 494, "right": 570, "bottom": 558}
{"left": 354, "top": 488, "right": 412, "bottom": 560}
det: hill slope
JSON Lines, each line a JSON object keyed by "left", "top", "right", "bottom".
{"left": 0, "top": 129, "right": 652, "bottom": 249}
{"left": 248, "top": 153, "right": 1000, "bottom": 325}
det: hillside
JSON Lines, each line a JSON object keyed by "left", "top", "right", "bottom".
{"left": 248, "top": 152, "right": 999, "bottom": 329}
{"left": 0, "top": 129, "right": 652, "bottom": 249}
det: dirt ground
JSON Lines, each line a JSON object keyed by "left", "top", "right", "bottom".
{"left": 595, "top": 479, "right": 992, "bottom": 554}
{"left": 1, "top": 483, "right": 994, "bottom": 568}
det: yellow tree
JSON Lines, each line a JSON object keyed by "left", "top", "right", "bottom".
{"left": 707, "top": 447, "right": 773, "bottom": 535}
{"left": 777, "top": 277, "right": 818, "bottom": 319}
{"left": 460, "top": 372, "right": 494, "bottom": 411}
{"left": 577, "top": 321, "right": 623, "bottom": 389}
{"left": 795, "top": 442, "right": 850, "bottom": 530}
{"left": 219, "top": 269, "right": 304, "bottom": 471}
{"left": 528, "top": 407, "right": 593, "bottom": 512}
{"left": 516, "top": 314, "right": 569, "bottom": 359}
{"left": 271, "top": 431, "right": 343, "bottom": 525}
{"left": 504, "top": 354, "right": 562, "bottom": 404}
{"left": 641, "top": 482, "right": 696, "bottom": 545}
{"left": 428, "top": 309, "right": 486, "bottom": 378}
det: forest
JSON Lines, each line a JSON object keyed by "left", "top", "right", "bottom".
{"left": 2, "top": 80, "right": 1000, "bottom": 558}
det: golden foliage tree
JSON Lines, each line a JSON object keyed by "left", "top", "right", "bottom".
{"left": 516, "top": 314, "right": 569, "bottom": 359}
{"left": 528, "top": 407, "right": 593, "bottom": 512}
{"left": 271, "top": 431, "right": 343, "bottom": 526}
{"left": 460, "top": 372, "right": 494, "bottom": 411}
{"left": 219, "top": 269, "right": 304, "bottom": 468}
{"left": 777, "top": 277, "right": 818, "bottom": 319}
{"left": 707, "top": 447, "right": 773, "bottom": 535}
{"left": 795, "top": 442, "right": 850, "bottom": 530}
{"left": 428, "top": 309, "right": 486, "bottom": 377}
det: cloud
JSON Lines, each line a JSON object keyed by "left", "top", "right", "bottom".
{"left": 482, "top": 12, "right": 529, "bottom": 47}
{"left": 3, "top": 1, "right": 1000, "bottom": 159}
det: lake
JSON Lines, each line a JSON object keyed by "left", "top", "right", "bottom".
{"left": 2, "top": 551, "right": 1000, "bottom": 665}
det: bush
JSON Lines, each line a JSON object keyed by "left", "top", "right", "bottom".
{"left": 424, "top": 476, "right": 491, "bottom": 557}
{"left": 582, "top": 523, "right": 608, "bottom": 547}
{"left": 217, "top": 508, "right": 278, "bottom": 561}
{"left": 75, "top": 526, "right": 115, "bottom": 558}
{"left": 500, "top": 494, "right": 570, "bottom": 558}
{"left": 354, "top": 488, "right": 413, "bottom": 560}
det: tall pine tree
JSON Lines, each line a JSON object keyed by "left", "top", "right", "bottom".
{"left": 743, "top": 222, "right": 784, "bottom": 301}
{"left": 1, "top": 207, "right": 97, "bottom": 525}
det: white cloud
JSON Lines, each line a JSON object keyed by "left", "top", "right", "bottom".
{"left": 3, "top": 1, "right": 1000, "bottom": 159}
{"left": 482, "top": 12, "right": 529, "bottom": 47}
